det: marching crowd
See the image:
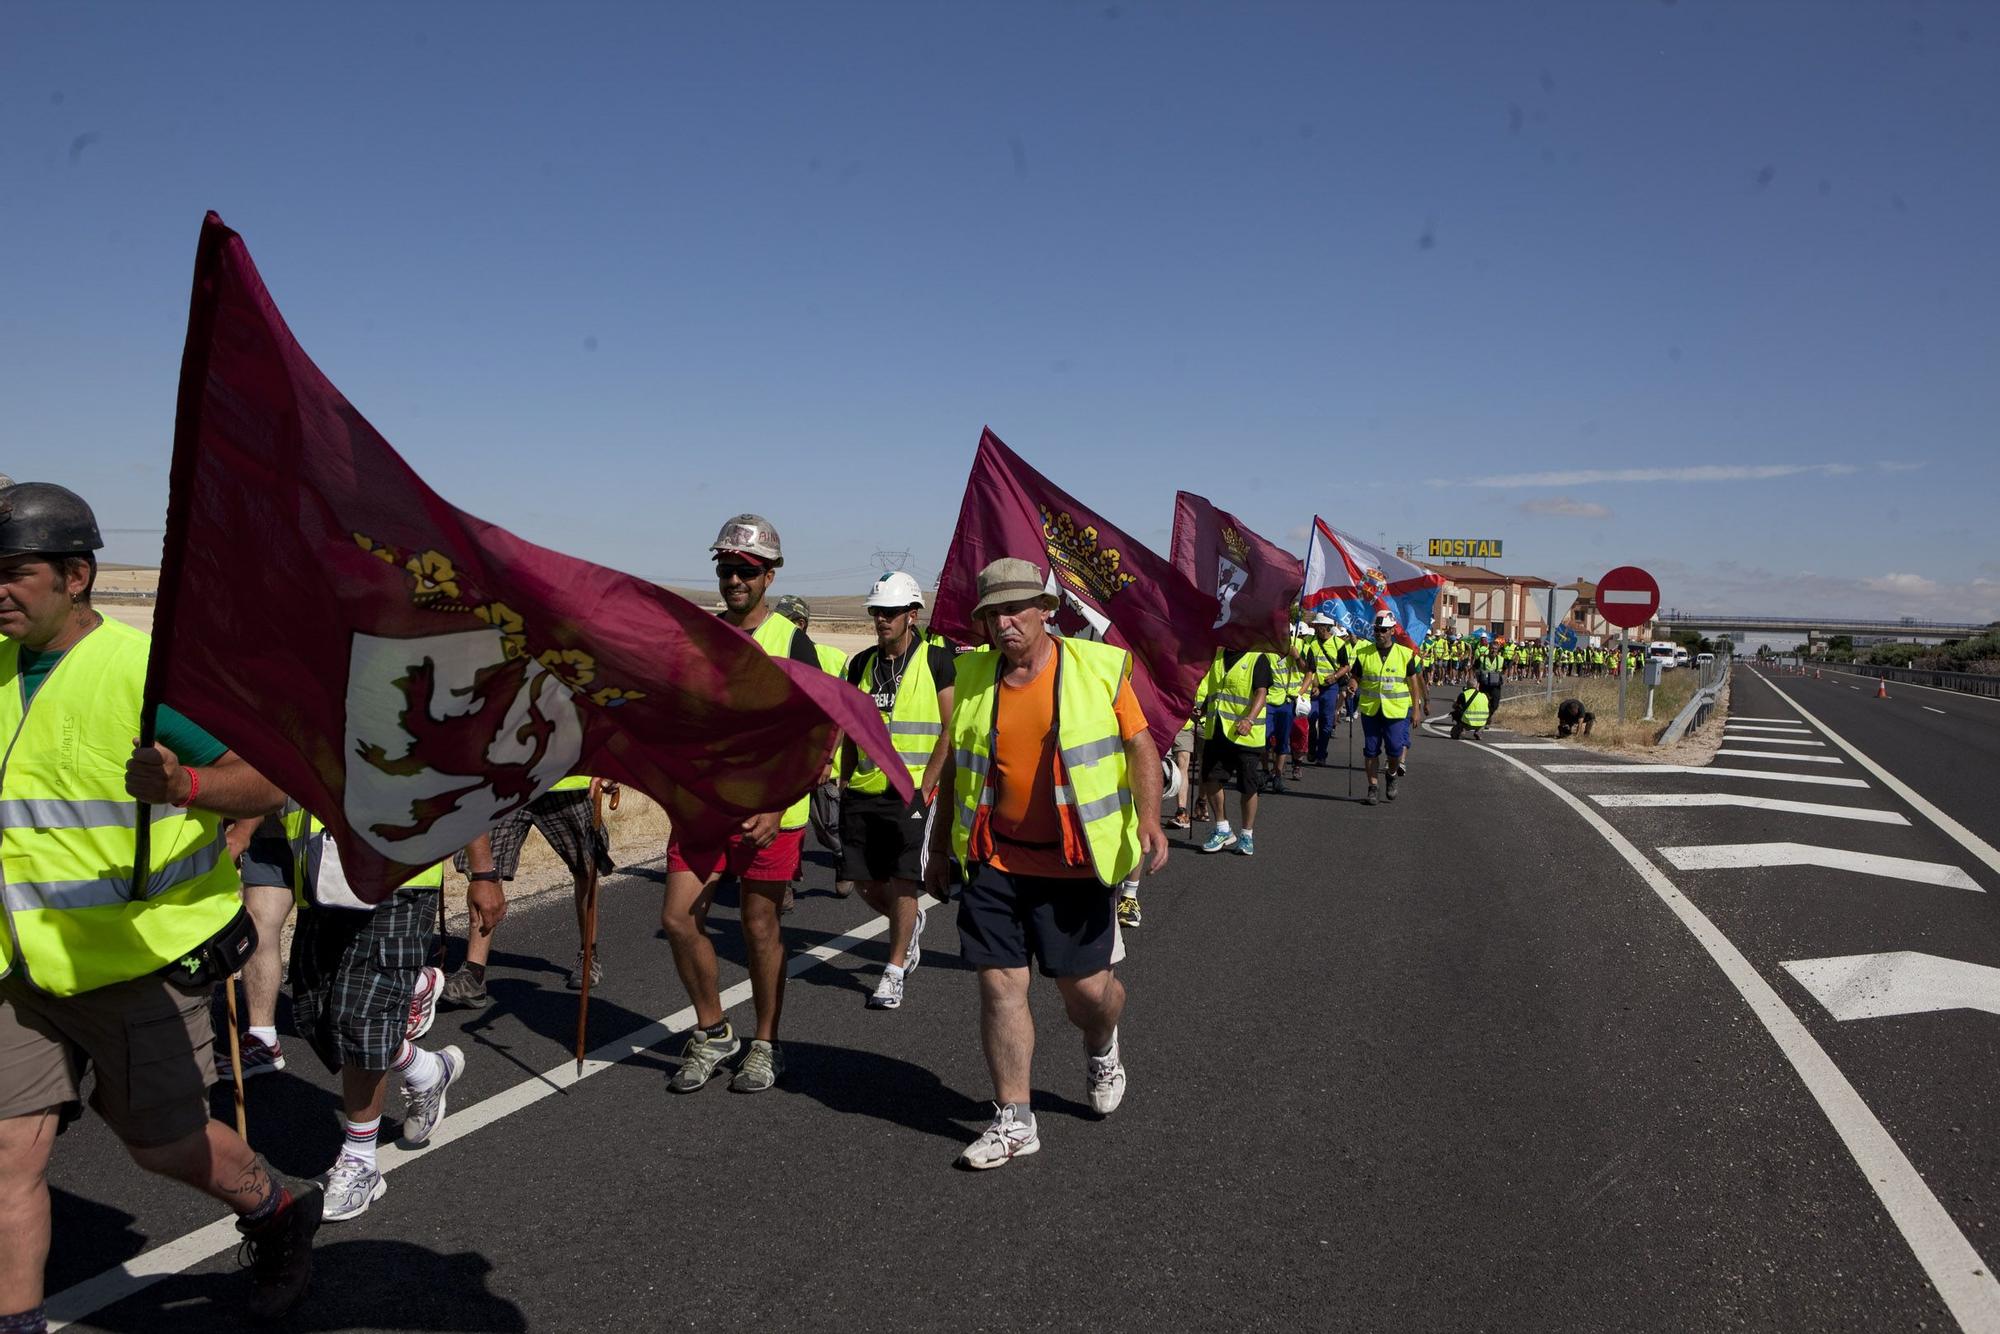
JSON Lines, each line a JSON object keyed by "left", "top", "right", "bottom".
{"left": 0, "top": 477, "right": 1603, "bottom": 1330}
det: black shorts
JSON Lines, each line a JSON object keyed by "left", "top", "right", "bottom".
{"left": 956, "top": 864, "right": 1115, "bottom": 978}
{"left": 1199, "top": 736, "right": 1263, "bottom": 795}
{"left": 838, "top": 790, "right": 930, "bottom": 883}
{"left": 287, "top": 887, "right": 439, "bottom": 1073}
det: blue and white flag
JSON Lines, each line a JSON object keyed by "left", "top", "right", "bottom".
{"left": 1300, "top": 517, "right": 1444, "bottom": 649}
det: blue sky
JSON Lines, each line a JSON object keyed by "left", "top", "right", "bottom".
{"left": 4, "top": 1, "right": 1995, "bottom": 620}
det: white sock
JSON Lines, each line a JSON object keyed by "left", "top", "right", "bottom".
{"left": 1119, "top": 879, "right": 1139, "bottom": 898}
{"left": 884, "top": 963, "right": 905, "bottom": 979}
{"left": 1214, "top": 820, "right": 1231, "bottom": 834}
{"left": 1241, "top": 827, "right": 1254, "bottom": 836}
{"left": 394, "top": 1041, "right": 445, "bottom": 1092}
{"left": 340, "top": 1115, "right": 380, "bottom": 1169}
{"left": 248, "top": 1026, "right": 278, "bottom": 1048}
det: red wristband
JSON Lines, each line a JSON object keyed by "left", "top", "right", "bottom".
{"left": 172, "top": 767, "right": 201, "bottom": 809}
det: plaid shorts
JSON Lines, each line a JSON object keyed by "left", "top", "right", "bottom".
{"left": 451, "top": 788, "right": 612, "bottom": 882}
{"left": 287, "top": 886, "right": 439, "bottom": 1073}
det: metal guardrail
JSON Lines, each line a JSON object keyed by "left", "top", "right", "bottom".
{"left": 1660, "top": 611, "right": 1990, "bottom": 633}
{"left": 1820, "top": 662, "right": 2000, "bottom": 701}
{"left": 1657, "top": 656, "right": 1731, "bottom": 746}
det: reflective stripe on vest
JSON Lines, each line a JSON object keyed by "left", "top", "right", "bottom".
{"left": 1202, "top": 651, "right": 1267, "bottom": 748}
{"left": 950, "top": 639, "right": 1139, "bottom": 887}
{"left": 751, "top": 613, "right": 820, "bottom": 829}
{"left": 0, "top": 620, "right": 241, "bottom": 996}
{"left": 849, "top": 642, "right": 944, "bottom": 796}
{"left": 1356, "top": 642, "right": 1416, "bottom": 718}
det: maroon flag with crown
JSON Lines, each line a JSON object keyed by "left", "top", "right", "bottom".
{"left": 145, "top": 213, "right": 909, "bottom": 902}
{"left": 1168, "top": 492, "right": 1302, "bottom": 654}
{"left": 930, "top": 428, "right": 1216, "bottom": 751}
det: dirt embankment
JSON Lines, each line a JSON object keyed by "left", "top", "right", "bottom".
{"left": 1473, "top": 673, "right": 1730, "bottom": 764}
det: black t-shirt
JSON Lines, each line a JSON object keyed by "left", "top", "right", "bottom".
{"left": 846, "top": 641, "right": 957, "bottom": 712}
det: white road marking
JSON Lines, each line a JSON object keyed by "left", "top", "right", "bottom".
{"left": 1466, "top": 747, "right": 2000, "bottom": 1328}
{"left": 1729, "top": 716, "right": 1803, "bottom": 724}
{"left": 1658, "top": 842, "right": 1982, "bottom": 891}
{"left": 1492, "top": 742, "right": 1567, "bottom": 750}
{"left": 1712, "top": 736, "right": 1826, "bottom": 747}
{"left": 46, "top": 900, "right": 916, "bottom": 1329}
{"left": 1757, "top": 671, "right": 2000, "bottom": 882}
{"left": 1925, "top": 706, "right": 1948, "bottom": 716}
{"left": 1713, "top": 749, "right": 1846, "bottom": 765}
{"left": 1727, "top": 723, "right": 1814, "bottom": 733}
{"left": 1785, "top": 952, "right": 2000, "bottom": 1021}
{"left": 1590, "top": 794, "right": 1909, "bottom": 824}
{"left": 1546, "top": 764, "right": 1869, "bottom": 788}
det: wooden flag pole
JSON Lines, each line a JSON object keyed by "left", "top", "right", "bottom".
{"left": 573, "top": 782, "right": 616, "bottom": 1076}
{"left": 223, "top": 972, "right": 248, "bottom": 1139}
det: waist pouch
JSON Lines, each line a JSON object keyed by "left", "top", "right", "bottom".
{"left": 159, "top": 908, "right": 259, "bottom": 993}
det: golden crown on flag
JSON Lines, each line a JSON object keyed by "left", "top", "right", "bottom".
{"left": 1038, "top": 505, "right": 1137, "bottom": 603}
{"left": 1219, "top": 525, "right": 1251, "bottom": 567}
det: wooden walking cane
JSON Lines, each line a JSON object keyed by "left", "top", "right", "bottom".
{"left": 573, "top": 782, "right": 617, "bottom": 1076}
{"left": 223, "top": 973, "right": 248, "bottom": 1138}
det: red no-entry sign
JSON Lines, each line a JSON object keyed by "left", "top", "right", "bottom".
{"left": 1595, "top": 565, "right": 1660, "bottom": 629}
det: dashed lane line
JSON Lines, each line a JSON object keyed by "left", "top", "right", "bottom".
{"left": 1546, "top": 764, "right": 1869, "bottom": 789}
{"left": 1729, "top": 716, "right": 1802, "bottom": 724}
{"left": 1658, "top": 842, "right": 1983, "bottom": 892}
{"left": 1811, "top": 667, "right": 2000, "bottom": 707}
{"left": 1756, "top": 671, "right": 2000, "bottom": 882}
{"left": 1727, "top": 722, "right": 1813, "bottom": 731}
{"left": 1465, "top": 745, "right": 2000, "bottom": 1329}
{"left": 1713, "top": 749, "right": 1846, "bottom": 765}
{"left": 1491, "top": 743, "right": 1567, "bottom": 750}
{"left": 1589, "top": 794, "right": 1909, "bottom": 825}
{"left": 46, "top": 906, "right": 909, "bottom": 1329}
{"left": 1925, "top": 706, "right": 1948, "bottom": 716}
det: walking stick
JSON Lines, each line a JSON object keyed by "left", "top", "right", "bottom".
{"left": 1346, "top": 696, "right": 1354, "bottom": 800}
{"left": 573, "top": 782, "right": 616, "bottom": 1076}
{"left": 223, "top": 972, "right": 248, "bottom": 1139}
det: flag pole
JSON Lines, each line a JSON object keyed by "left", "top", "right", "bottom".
{"left": 223, "top": 973, "right": 248, "bottom": 1139}
{"left": 574, "top": 781, "right": 614, "bottom": 1077}
{"left": 133, "top": 213, "right": 231, "bottom": 900}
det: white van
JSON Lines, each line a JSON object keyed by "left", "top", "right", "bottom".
{"left": 1647, "top": 641, "right": 1678, "bottom": 665}
{"left": 1695, "top": 652, "right": 1715, "bottom": 669}
{"left": 1672, "top": 648, "right": 1690, "bottom": 668}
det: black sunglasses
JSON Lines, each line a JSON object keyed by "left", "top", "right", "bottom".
{"left": 716, "top": 563, "right": 767, "bottom": 581}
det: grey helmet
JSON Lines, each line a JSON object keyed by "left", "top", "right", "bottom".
{"left": 708, "top": 513, "right": 783, "bottom": 567}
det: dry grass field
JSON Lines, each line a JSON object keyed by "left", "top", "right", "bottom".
{"left": 1483, "top": 671, "right": 1731, "bottom": 763}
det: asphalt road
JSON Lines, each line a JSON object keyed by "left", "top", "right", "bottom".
{"left": 39, "top": 684, "right": 2000, "bottom": 1332}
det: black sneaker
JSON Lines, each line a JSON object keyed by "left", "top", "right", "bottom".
{"left": 1364, "top": 785, "right": 1378, "bottom": 806}
{"left": 1385, "top": 775, "right": 1400, "bottom": 802}
{"left": 238, "top": 1180, "right": 323, "bottom": 1321}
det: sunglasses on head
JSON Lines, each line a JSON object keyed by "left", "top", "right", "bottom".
{"left": 716, "top": 562, "right": 767, "bottom": 581}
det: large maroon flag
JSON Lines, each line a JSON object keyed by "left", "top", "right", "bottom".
{"left": 931, "top": 428, "right": 1217, "bottom": 750}
{"left": 1168, "top": 492, "right": 1302, "bottom": 654}
{"left": 148, "top": 213, "right": 909, "bottom": 901}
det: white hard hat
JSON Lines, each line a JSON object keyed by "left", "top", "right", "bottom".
{"left": 865, "top": 570, "right": 925, "bottom": 610}
{"left": 709, "top": 513, "right": 783, "bottom": 566}
{"left": 1374, "top": 610, "right": 1398, "bottom": 630}
{"left": 1311, "top": 611, "right": 1336, "bottom": 626}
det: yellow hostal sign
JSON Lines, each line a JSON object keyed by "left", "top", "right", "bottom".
{"left": 1428, "top": 538, "right": 1504, "bottom": 560}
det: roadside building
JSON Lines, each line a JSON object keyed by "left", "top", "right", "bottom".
{"left": 1423, "top": 564, "right": 1556, "bottom": 642}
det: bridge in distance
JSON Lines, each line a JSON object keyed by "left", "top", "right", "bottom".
{"left": 1658, "top": 611, "right": 1994, "bottom": 644}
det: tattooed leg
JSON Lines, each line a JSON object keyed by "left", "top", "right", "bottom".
{"left": 126, "top": 1121, "right": 278, "bottom": 1216}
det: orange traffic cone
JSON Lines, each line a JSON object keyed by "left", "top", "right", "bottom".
{"left": 1876, "top": 678, "right": 1889, "bottom": 699}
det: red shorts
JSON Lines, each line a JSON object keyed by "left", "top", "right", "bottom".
{"left": 1291, "top": 716, "right": 1311, "bottom": 752}
{"left": 666, "top": 827, "right": 805, "bottom": 882}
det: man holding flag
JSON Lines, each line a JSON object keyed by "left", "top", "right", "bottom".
{"left": 0, "top": 482, "right": 322, "bottom": 1327}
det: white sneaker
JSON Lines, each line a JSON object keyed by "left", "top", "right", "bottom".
{"left": 405, "top": 966, "right": 444, "bottom": 1041}
{"left": 1086, "top": 1029, "right": 1126, "bottom": 1115}
{"left": 904, "top": 906, "right": 925, "bottom": 973}
{"left": 400, "top": 1046, "right": 464, "bottom": 1147}
{"left": 868, "top": 967, "right": 905, "bottom": 1010}
{"left": 959, "top": 1104, "right": 1040, "bottom": 1170}
{"left": 320, "top": 1155, "right": 386, "bottom": 1222}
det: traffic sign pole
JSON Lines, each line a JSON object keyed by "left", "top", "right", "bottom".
{"left": 1594, "top": 566, "right": 1661, "bottom": 728}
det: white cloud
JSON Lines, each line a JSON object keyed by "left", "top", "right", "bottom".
{"left": 1442, "top": 463, "right": 1861, "bottom": 488}
{"left": 1876, "top": 461, "right": 1925, "bottom": 473}
{"left": 1519, "top": 496, "right": 1612, "bottom": 519}
{"left": 1863, "top": 572, "right": 1939, "bottom": 596}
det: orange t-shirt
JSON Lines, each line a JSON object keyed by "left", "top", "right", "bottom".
{"left": 984, "top": 641, "right": 1149, "bottom": 879}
